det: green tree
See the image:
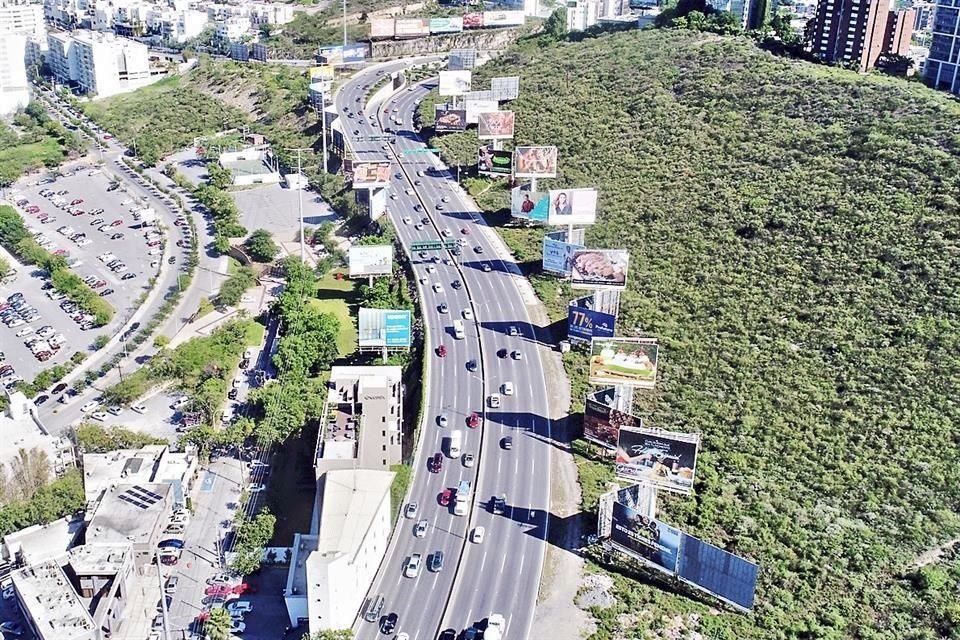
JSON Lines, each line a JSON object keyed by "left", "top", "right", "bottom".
{"left": 217, "top": 266, "right": 256, "bottom": 307}
{"left": 230, "top": 508, "right": 276, "bottom": 575}
{"left": 206, "top": 162, "right": 233, "bottom": 190}
{"left": 205, "top": 607, "right": 234, "bottom": 640}
{"left": 544, "top": 7, "right": 568, "bottom": 39}
{"left": 245, "top": 229, "right": 280, "bottom": 262}
{"left": 304, "top": 631, "right": 353, "bottom": 640}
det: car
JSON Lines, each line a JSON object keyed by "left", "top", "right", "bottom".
{"left": 229, "top": 621, "right": 245, "bottom": 634}
{"left": 34, "top": 394, "right": 49, "bottom": 405}
{"left": 468, "top": 412, "right": 480, "bottom": 429}
{"left": 71, "top": 198, "right": 83, "bottom": 205}
{"left": 437, "top": 414, "right": 448, "bottom": 427}
{"left": 489, "top": 393, "right": 501, "bottom": 408}
{"left": 111, "top": 232, "right": 124, "bottom": 240}
{"left": 493, "top": 495, "right": 506, "bottom": 515}
{"left": 438, "top": 302, "right": 448, "bottom": 313}
{"left": 466, "top": 359, "right": 477, "bottom": 372}
{"left": 381, "top": 613, "right": 398, "bottom": 635}
{"left": 99, "top": 288, "right": 114, "bottom": 297}
{"left": 429, "top": 452, "right": 442, "bottom": 473}
{"left": 414, "top": 519, "right": 428, "bottom": 538}
{"left": 121, "top": 272, "right": 136, "bottom": 280}
{"left": 228, "top": 388, "right": 239, "bottom": 400}
{"left": 439, "top": 488, "right": 452, "bottom": 506}
{"left": 428, "top": 551, "right": 444, "bottom": 572}
{"left": 403, "top": 554, "right": 422, "bottom": 578}
{"left": 435, "top": 203, "right": 444, "bottom": 211}
{"left": 508, "top": 325, "right": 520, "bottom": 337}
{"left": 441, "top": 228, "right": 452, "bottom": 237}
{"left": 81, "top": 401, "right": 98, "bottom": 412}
{"left": 132, "top": 403, "right": 147, "bottom": 414}
{"left": 249, "top": 484, "right": 266, "bottom": 493}
{"left": 165, "top": 576, "right": 179, "bottom": 595}
{"left": 452, "top": 280, "right": 462, "bottom": 289}
{"left": 168, "top": 256, "right": 176, "bottom": 264}
{"left": 404, "top": 502, "right": 418, "bottom": 519}
{"left": 2, "top": 586, "right": 15, "bottom": 601}
{"left": 204, "top": 584, "right": 233, "bottom": 597}
{"left": 474, "top": 245, "right": 484, "bottom": 253}
{"left": 462, "top": 308, "right": 474, "bottom": 320}
{"left": 437, "top": 345, "right": 447, "bottom": 358}
{"left": 226, "top": 601, "right": 253, "bottom": 615}
{"left": 91, "top": 411, "right": 108, "bottom": 421}
{"left": 107, "top": 405, "right": 122, "bottom": 416}
{"left": 502, "top": 436, "right": 513, "bottom": 450}
{"left": 52, "top": 382, "right": 68, "bottom": 394}
{"left": 15, "top": 326, "right": 33, "bottom": 337}
{"left": 433, "top": 283, "right": 443, "bottom": 293}
{"left": 206, "top": 572, "right": 235, "bottom": 585}
{"left": 462, "top": 453, "right": 475, "bottom": 468}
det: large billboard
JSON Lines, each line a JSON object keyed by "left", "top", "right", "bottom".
{"left": 483, "top": 10, "right": 525, "bottom": 26}
{"left": 318, "top": 44, "right": 367, "bottom": 65}
{"left": 463, "top": 90, "right": 495, "bottom": 102}
{"left": 465, "top": 99, "right": 499, "bottom": 125}
{"left": 394, "top": 18, "right": 429, "bottom": 38}
{"left": 435, "top": 107, "right": 467, "bottom": 133}
{"left": 370, "top": 18, "right": 395, "bottom": 39}
{"left": 448, "top": 48, "right": 477, "bottom": 70}
{"left": 510, "top": 186, "right": 549, "bottom": 222}
{"left": 583, "top": 393, "right": 640, "bottom": 449}
{"left": 430, "top": 17, "right": 464, "bottom": 33}
{"left": 542, "top": 232, "right": 583, "bottom": 276}
{"left": 678, "top": 534, "right": 760, "bottom": 612}
{"left": 463, "top": 12, "right": 483, "bottom": 28}
{"left": 358, "top": 308, "right": 412, "bottom": 348}
{"left": 308, "top": 65, "right": 334, "bottom": 80}
{"left": 477, "top": 111, "right": 515, "bottom": 140}
{"left": 570, "top": 249, "right": 629, "bottom": 290}
{"left": 514, "top": 146, "right": 558, "bottom": 178}
{"left": 547, "top": 188, "right": 598, "bottom": 226}
{"left": 439, "top": 70, "right": 472, "bottom": 96}
{"left": 615, "top": 427, "right": 700, "bottom": 494}
{"left": 348, "top": 245, "right": 393, "bottom": 277}
{"left": 589, "top": 338, "right": 658, "bottom": 388}
{"left": 351, "top": 162, "right": 391, "bottom": 189}
{"left": 611, "top": 503, "right": 682, "bottom": 575}
{"left": 491, "top": 76, "right": 521, "bottom": 101}
{"left": 568, "top": 301, "right": 616, "bottom": 345}
{"left": 478, "top": 145, "right": 512, "bottom": 176}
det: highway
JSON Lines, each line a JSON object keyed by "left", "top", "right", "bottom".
{"left": 339, "top": 61, "right": 554, "bottom": 640}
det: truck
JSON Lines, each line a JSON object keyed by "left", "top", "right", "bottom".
{"left": 454, "top": 479, "right": 471, "bottom": 516}
{"left": 486, "top": 614, "right": 506, "bottom": 640}
{"left": 453, "top": 319, "right": 465, "bottom": 340}
{"left": 447, "top": 430, "right": 462, "bottom": 458}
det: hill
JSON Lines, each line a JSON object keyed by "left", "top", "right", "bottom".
{"left": 430, "top": 28, "right": 960, "bottom": 639}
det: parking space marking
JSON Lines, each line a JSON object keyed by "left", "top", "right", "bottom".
{"left": 200, "top": 470, "right": 216, "bottom": 493}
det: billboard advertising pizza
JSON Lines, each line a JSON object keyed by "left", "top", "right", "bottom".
{"left": 463, "top": 12, "right": 483, "bottom": 28}
{"left": 348, "top": 245, "right": 393, "bottom": 277}
{"left": 439, "top": 70, "right": 472, "bottom": 96}
{"left": 615, "top": 427, "right": 699, "bottom": 493}
{"left": 510, "top": 186, "right": 548, "bottom": 222}
{"left": 483, "top": 10, "right": 526, "bottom": 26}
{"left": 394, "top": 18, "right": 429, "bottom": 38}
{"left": 547, "top": 188, "right": 598, "bottom": 226}
{"left": 611, "top": 503, "right": 681, "bottom": 575}
{"left": 465, "top": 99, "right": 499, "bottom": 124}
{"left": 542, "top": 232, "right": 583, "bottom": 276}
{"left": 351, "top": 162, "right": 391, "bottom": 188}
{"left": 570, "top": 249, "right": 629, "bottom": 290}
{"left": 370, "top": 18, "right": 395, "bottom": 39}
{"left": 435, "top": 107, "right": 467, "bottom": 133}
{"left": 583, "top": 393, "right": 640, "bottom": 449}
{"left": 358, "top": 308, "right": 412, "bottom": 348}
{"left": 430, "top": 17, "right": 464, "bottom": 33}
{"left": 514, "top": 146, "right": 558, "bottom": 178}
{"left": 568, "top": 302, "right": 616, "bottom": 345}
{"left": 477, "top": 111, "right": 515, "bottom": 139}
{"left": 478, "top": 145, "right": 512, "bottom": 176}
{"left": 589, "top": 338, "right": 658, "bottom": 388}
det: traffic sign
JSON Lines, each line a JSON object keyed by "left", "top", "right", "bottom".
{"left": 404, "top": 148, "right": 440, "bottom": 154}
{"left": 411, "top": 239, "right": 458, "bottom": 251}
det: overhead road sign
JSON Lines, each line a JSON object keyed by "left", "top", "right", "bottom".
{"left": 411, "top": 239, "right": 459, "bottom": 251}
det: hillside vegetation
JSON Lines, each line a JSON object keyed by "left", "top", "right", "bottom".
{"left": 442, "top": 29, "right": 960, "bottom": 639}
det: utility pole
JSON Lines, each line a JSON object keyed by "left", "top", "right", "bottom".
{"left": 286, "top": 147, "right": 312, "bottom": 262}
{"left": 342, "top": 0, "right": 347, "bottom": 50}
{"left": 155, "top": 551, "right": 171, "bottom": 640}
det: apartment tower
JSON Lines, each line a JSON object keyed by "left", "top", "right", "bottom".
{"left": 925, "top": 0, "right": 960, "bottom": 94}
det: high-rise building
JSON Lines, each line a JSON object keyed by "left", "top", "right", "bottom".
{"left": 0, "top": 2, "right": 46, "bottom": 115}
{"left": 47, "top": 30, "right": 153, "bottom": 98}
{"left": 884, "top": 8, "right": 916, "bottom": 55}
{"left": 810, "top": 0, "right": 890, "bottom": 71}
{"left": 925, "top": 0, "right": 960, "bottom": 94}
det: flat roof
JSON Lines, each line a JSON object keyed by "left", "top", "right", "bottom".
{"left": 11, "top": 560, "right": 95, "bottom": 640}
{"left": 82, "top": 447, "right": 165, "bottom": 504}
{"left": 68, "top": 543, "right": 131, "bottom": 576}
{"left": 320, "top": 440, "right": 356, "bottom": 460}
{"left": 329, "top": 365, "right": 402, "bottom": 385}
{"left": 222, "top": 157, "right": 275, "bottom": 177}
{"left": 316, "top": 469, "right": 394, "bottom": 557}
{"left": 87, "top": 483, "right": 171, "bottom": 546}
{"left": 2, "top": 516, "right": 84, "bottom": 566}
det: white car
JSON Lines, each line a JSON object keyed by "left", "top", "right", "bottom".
{"left": 404, "top": 553, "right": 422, "bottom": 578}
{"left": 462, "top": 309, "right": 473, "bottom": 320}
{"left": 15, "top": 326, "right": 34, "bottom": 337}
{"left": 229, "top": 621, "right": 246, "bottom": 634}
{"left": 402, "top": 216, "right": 412, "bottom": 224}
{"left": 404, "top": 502, "right": 418, "bottom": 519}
{"left": 414, "top": 519, "right": 428, "bottom": 538}
{"left": 441, "top": 228, "right": 452, "bottom": 237}
{"left": 107, "top": 406, "right": 122, "bottom": 416}
{"left": 91, "top": 412, "right": 108, "bottom": 421}
{"left": 81, "top": 401, "right": 99, "bottom": 413}
{"left": 227, "top": 601, "right": 253, "bottom": 615}
{"left": 132, "top": 403, "right": 147, "bottom": 414}
{"left": 249, "top": 484, "right": 266, "bottom": 493}
{"left": 471, "top": 526, "right": 485, "bottom": 544}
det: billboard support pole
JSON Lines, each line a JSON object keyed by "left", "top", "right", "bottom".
{"left": 530, "top": 177, "right": 538, "bottom": 193}
{"left": 342, "top": 0, "right": 347, "bottom": 50}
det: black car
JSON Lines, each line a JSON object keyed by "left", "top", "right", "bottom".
{"left": 122, "top": 273, "right": 136, "bottom": 280}
{"left": 466, "top": 360, "right": 477, "bottom": 372}
{"left": 168, "top": 256, "right": 176, "bottom": 264}
{"left": 497, "top": 348, "right": 508, "bottom": 359}
{"left": 34, "top": 394, "right": 49, "bottom": 405}
{"left": 380, "top": 613, "right": 398, "bottom": 635}
{"left": 438, "top": 630, "right": 456, "bottom": 640}
{"left": 52, "top": 382, "right": 68, "bottom": 394}
{"left": 452, "top": 280, "right": 462, "bottom": 289}
{"left": 99, "top": 288, "right": 114, "bottom": 296}
{"left": 463, "top": 628, "right": 479, "bottom": 640}
{"left": 493, "top": 496, "right": 506, "bottom": 515}
{"left": 228, "top": 388, "right": 239, "bottom": 400}
{"left": 428, "top": 453, "right": 442, "bottom": 473}
{"left": 501, "top": 437, "right": 513, "bottom": 450}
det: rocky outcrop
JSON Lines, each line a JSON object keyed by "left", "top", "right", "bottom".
{"left": 371, "top": 27, "right": 527, "bottom": 58}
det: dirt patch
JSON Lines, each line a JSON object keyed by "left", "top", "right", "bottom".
{"left": 576, "top": 573, "right": 615, "bottom": 610}
{"left": 909, "top": 537, "right": 960, "bottom": 570}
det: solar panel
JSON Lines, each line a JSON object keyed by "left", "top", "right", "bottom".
{"left": 117, "top": 494, "right": 150, "bottom": 510}
{"left": 129, "top": 485, "right": 163, "bottom": 504}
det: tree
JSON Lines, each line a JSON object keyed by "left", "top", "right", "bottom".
{"left": 206, "top": 162, "right": 233, "bottom": 190}
{"left": 217, "top": 266, "right": 256, "bottom": 307}
{"left": 230, "top": 508, "right": 276, "bottom": 575}
{"left": 245, "top": 229, "right": 280, "bottom": 262}
{"left": 205, "top": 607, "right": 234, "bottom": 640}
{"left": 544, "top": 7, "right": 568, "bottom": 39}
{"left": 303, "top": 631, "right": 353, "bottom": 640}
{"left": 9, "top": 448, "right": 52, "bottom": 501}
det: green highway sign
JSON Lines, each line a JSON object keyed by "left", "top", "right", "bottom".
{"left": 404, "top": 148, "right": 440, "bottom": 154}
{"left": 411, "top": 239, "right": 458, "bottom": 251}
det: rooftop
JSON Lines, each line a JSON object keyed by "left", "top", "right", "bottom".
{"left": 68, "top": 543, "right": 131, "bottom": 576}
{"left": 82, "top": 446, "right": 166, "bottom": 504}
{"left": 11, "top": 561, "right": 95, "bottom": 640}
{"left": 87, "top": 483, "right": 171, "bottom": 546}
{"left": 329, "top": 365, "right": 402, "bottom": 388}
{"left": 2, "top": 516, "right": 84, "bottom": 566}
{"left": 315, "top": 469, "right": 394, "bottom": 557}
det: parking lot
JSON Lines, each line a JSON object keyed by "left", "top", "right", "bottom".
{"left": 1, "top": 163, "right": 191, "bottom": 387}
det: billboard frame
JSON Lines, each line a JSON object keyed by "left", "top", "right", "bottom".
{"left": 477, "top": 111, "right": 515, "bottom": 140}
{"left": 358, "top": 308, "right": 413, "bottom": 350}
{"left": 547, "top": 188, "right": 599, "bottom": 226}
{"left": 570, "top": 249, "right": 630, "bottom": 290}
{"left": 438, "top": 70, "right": 472, "bottom": 96}
{"left": 478, "top": 145, "right": 512, "bottom": 176}
{"left": 434, "top": 107, "right": 467, "bottom": 133}
{"left": 348, "top": 245, "right": 393, "bottom": 278}
{"left": 514, "top": 146, "right": 558, "bottom": 178}
{"left": 614, "top": 427, "right": 700, "bottom": 494}
{"left": 350, "top": 161, "right": 392, "bottom": 189}
{"left": 588, "top": 338, "right": 658, "bottom": 389}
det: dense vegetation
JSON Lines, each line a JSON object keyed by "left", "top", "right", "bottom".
{"left": 230, "top": 507, "right": 276, "bottom": 575}
{"left": 0, "top": 103, "right": 85, "bottom": 187}
{"left": 436, "top": 28, "right": 960, "bottom": 639}
{"left": 0, "top": 469, "right": 84, "bottom": 536}
{"left": 0, "top": 205, "right": 113, "bottom": 325}
{"left": 74, "top": 423, "right": 167, "bottom": 452}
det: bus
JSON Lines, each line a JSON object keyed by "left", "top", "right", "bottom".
{"left": 453, "top": 320, "right": 465, "bottom": 339}
{"left": 454, "top": 479, "right": 471, "bottom": 516}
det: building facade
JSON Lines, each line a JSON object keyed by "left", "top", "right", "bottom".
{"left": 925, "top": 0, "right": 960, "bottom": 93}
{"left": 47, "top": 30, "right": 153, "bottom": 97}
{"left": 884, "top": 8, "right": 917, "bottom": 55}
{"left": 0, "top": 2, "right": 46, "bottom": 115}
{"left": 810, "top": 0, "right": 889, "bottom": 70}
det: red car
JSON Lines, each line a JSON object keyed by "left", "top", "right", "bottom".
{"left": 71, "top": 199, "right": 83, "bottom": 205}
{"left": 26, "top": 206, "right": 39, "bottom": 213}
{"left": 439, "top": 488, "right": 452, "bottom": 506}
{"left": 232, "top": 583, "right": 256, "bottom": 594}
{"left": 110, "top": 219, "right": 123, "bottom": 227}
{"left": 437, "top": 345, "right": 447, "bottom": 358}
{"left": 460, "top": 227, "right": 470, "bottom": 235}
{"left": 468, "top": 412, "right": 480, "bottom": 429}
{"left": 204, "top": 585, "right": 233, "bottom": 597}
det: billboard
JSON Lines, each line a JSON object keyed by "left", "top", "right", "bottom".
{"left": 510, "top": 186, "right": 549, "bottom": 222}
{"left": 465, "top": 98, "right": 499, "bottom": 125}
{"left": 463, "top": 12, "right": 483, "bottom": 28}
{"left": 309, "top": 65, "right": 334, "bottom": 80}
{"left": 611, "top": 503, "right": 681, "bottom": 575}
{"left": 615, "top": 427, "right": 700, "bottom": 493}
{"left": 570, "top": 249, "right": 629, "bottom": 290}
{"left": 583, "top": 392, "right": 640, "bottom": 449}
{"left": 348, "top": 245, "right": 393, "bottom": 277}
{"left": 394, "top": 18, "right": 429, "bottom": 37}
{"left": 434, "top": 107, "right": 467, "bottom": 133}
{"left": 589, "top": 338, "right": 658, "bottom": 388}
{"left": 491, "top": 76, "right": 521, "bottom": 101}
{"left": 542, "top": 232, "right": 584, "bottom": 276}
{"left": 439, "top": 70, "right": 472, "bottom": 96}
{"left": 477, "top": 111, "right": 515, "bottom": 139}
{"left": 430, "top": 17, "right": 464, "bottom": 33}
{"left": 351, "top": 162, "right": 391, "bottom": 188}
{"left": 568, "top": 302, "right": 616, "bottom": 345}
{"left": 370, "top": 18, "right": 395, "bottom": 39}
{"left": 463, "top": 90, "right": 495, "bottom": 102}
{"left": 318, "top": 44, "right": 367, "bottom": 65}
{"left": 483, "top": 10, "right": 525, "bottom": 26}
{"left": 514, "top": 146, "right": 558, "bottom": 178}
{"left": 358, "top": 308, "right": 412, "bottom": 348}
{"left": 448, "top": 48, "right": 477, "bottom": 70}
{"left": 547, "top": 188, "right": 598, "bottom": 226}
{"left": 477, "top": 146, "right": 512, "bottom": 176}
{"left": 678, "top": 535, "right": 760, "bottom": 612}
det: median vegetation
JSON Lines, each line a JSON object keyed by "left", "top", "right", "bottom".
{"left": 454, "top": 27, "right": 960, "bottom": 639}
{"left": 0, "top": 205, "right": 113, "bottom": 325}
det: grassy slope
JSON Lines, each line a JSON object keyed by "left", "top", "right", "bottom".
{"left": 447, "top": 28, "right": 960, "bottom": 639}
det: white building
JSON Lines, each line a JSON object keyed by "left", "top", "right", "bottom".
{"left": 214, "top": 14, "right": 247, "bottom": 40}
{"left": 249, "top": 2, "right": 293, "bottom": 25}
{"left": 284, "top": 469, "right": 395, "bottom": 632}
{"left": 0, "top": 2, "right": 46, "bottom": 115}
{"left": 566, "top": 0, "right": 600, "bottom": 31}
{"left": 47, "top": 29, "right": 156, "bottom": 98}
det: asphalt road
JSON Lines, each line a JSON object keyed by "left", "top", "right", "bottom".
{"left": 340, "top": 62, "right": 554, "bottom": 640}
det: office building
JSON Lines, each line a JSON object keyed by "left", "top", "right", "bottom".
{"left": 47, "top": 29, "right": 157, "bottom": 97}
{"left": 284, "top": 469, "right": 395, "bottom": 632}
{"left": 0, "top": 2, "right": 45, "bottom": 115}
{"left": 0, "top": 2, "right": 45, "bottom": 37}
{"left": 925, "top": 0, "right": 960, "bottom": 94}
{"left": 566, "top": 0, "right": 600, "bottom": 31}
{"left": 86, "top": 483, "right": 173, "bottom": 566}
{"left": 10, "top": 560, "right": 97, "bottom": 640}
{"left": 913, "top": 0, "right": 935, "bottom": 30}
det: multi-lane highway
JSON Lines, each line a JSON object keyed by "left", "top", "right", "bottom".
{"left": 338, "top": 61, "right": 555, "bottom": 640}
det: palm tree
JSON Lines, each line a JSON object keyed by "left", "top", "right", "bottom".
{"left": 204, "top": 607, "right": 233, "bottom": 640}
